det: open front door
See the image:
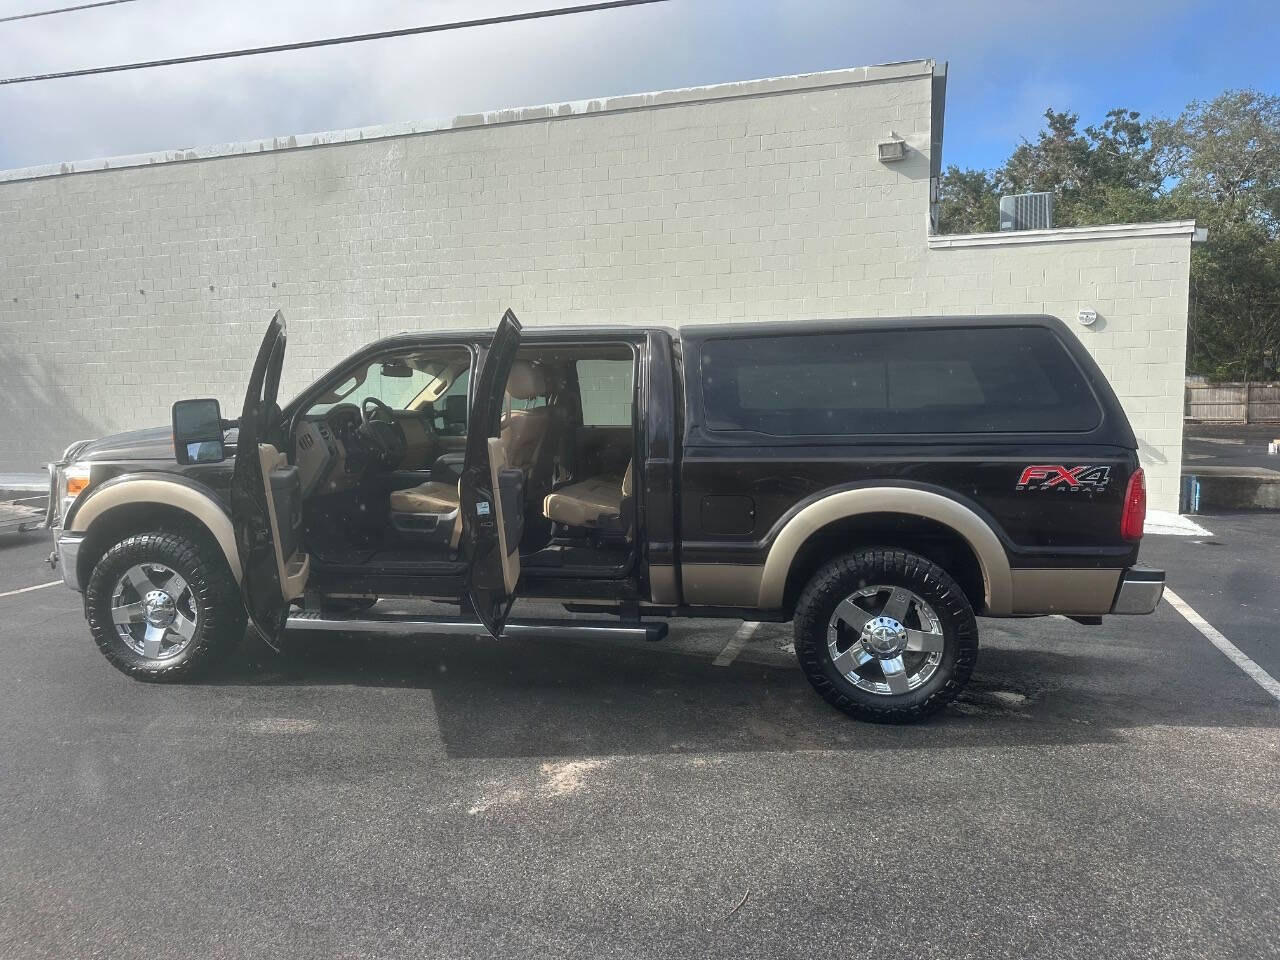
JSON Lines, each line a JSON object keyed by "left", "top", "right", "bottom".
{"left": 460, "top": 309, "right": 524, "bottom": 638}
{"left": 231, "top": 310, "right": 310, "bottom": 649}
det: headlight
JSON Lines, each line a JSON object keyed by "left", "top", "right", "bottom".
{"left": 57, "top": 463, "right": 92, "bottom": 523}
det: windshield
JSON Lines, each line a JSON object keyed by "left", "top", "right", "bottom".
{"left": 306, "top": 357, "right": 449, "bottom": 415}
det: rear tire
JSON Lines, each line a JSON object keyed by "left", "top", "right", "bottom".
{"left": 793, "top": 547, "right": 978, "bottom": 723}
{"left": 85, "top": 531, "right": 246, "bottom": 681}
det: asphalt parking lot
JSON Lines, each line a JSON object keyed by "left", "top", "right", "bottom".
{"left": 1, "top": 521, "right": 1277, "bottom": 960}
{"left": 1183, "top": 423, "right": 1280, "bottom": 473}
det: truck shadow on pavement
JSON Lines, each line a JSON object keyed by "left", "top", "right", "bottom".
{"left": 189, "top": 626, "right": 1280, "bottom": 759}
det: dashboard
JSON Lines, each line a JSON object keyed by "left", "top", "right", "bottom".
{"left": 294, "top": 403, "right": 437, "bottom": 497}
{"left": 294, "top": 404, "right": 364, "bottom": 497}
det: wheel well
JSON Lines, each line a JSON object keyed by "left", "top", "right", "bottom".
{"left": 781, "top": 512, "right": 987, "bottom": 616}
{"left": 76, "top": 503, "right": 232, "bottom": 590}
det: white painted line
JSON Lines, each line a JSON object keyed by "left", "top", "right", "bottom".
{"left": 714, "top": 621, "right": 761, "bottom": 667}
{"left": 0, "top": 580, "right": 60, "bottom": 599}
{"left": 1165, "top": 588, "right": 1280, "bottom": 703}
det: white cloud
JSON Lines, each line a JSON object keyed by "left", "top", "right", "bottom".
{"left": 0, "top": 0, "right": 1219, "bottom": 172}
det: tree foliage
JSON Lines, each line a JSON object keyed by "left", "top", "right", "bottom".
{"left": 1157, "top": 91, "right": 1280, "bottom": 380}
{"left": 1155, "top": 90, "right": 1280, "bottom": 233}
{"left": 936, "top": 90, "right": 1280, "bottom": 380}
{"left": 936, "top": 165, "right": 999, "bottom": 234}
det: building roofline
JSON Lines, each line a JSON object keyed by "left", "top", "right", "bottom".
{"left": 927, "top": 220, "right": 1200, "bottom": 248}
{"left": 0, "top": 59, "right": 935, "bottom": 185}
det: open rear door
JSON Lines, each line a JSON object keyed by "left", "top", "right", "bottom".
{"left": 230, "top": 310, "right": 310, "bottom": 649}
{"left": 460, "top": 309, "right": 524, "bottom": 638}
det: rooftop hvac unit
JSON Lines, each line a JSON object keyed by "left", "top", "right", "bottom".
{"left": 999, "top": 192, "right": 1054, "bottom": 231}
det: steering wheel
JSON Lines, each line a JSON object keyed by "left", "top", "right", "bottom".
{"left": 357, "top": 397, "right": 407, "bottom": 468}
{"left": 361, "top": 396, "right": 395, "bottom": 424}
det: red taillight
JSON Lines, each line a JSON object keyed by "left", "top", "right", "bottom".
{"left": 1121, "top": 467, "right": 1146, "bottom": 541}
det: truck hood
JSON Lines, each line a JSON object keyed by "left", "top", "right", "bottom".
{"left": 73, "top": 425, "right": 239, "bottom": 462}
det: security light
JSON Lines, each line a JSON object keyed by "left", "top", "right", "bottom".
{"left": 877, "top": 136, "right": 905, "bottom": 162}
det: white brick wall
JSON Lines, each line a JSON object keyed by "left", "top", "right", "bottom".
{"left": 0, "top": 60, "right": 1192, "bottom": 509}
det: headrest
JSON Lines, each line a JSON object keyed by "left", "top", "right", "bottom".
{"left": 506, "top": 360, "right": 547, "bottom": 400}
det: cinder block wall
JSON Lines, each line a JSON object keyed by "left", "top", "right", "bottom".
{"left": 0, "top": 60, "right": 1191, "bottom": 509}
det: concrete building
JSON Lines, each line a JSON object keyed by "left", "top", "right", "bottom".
{"left": 0, "top": 59, "right": 1194, "bottom": 509}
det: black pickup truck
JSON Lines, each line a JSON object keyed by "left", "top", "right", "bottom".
{"left": 48, "top": 310, "right": 1163, "bottom": 722}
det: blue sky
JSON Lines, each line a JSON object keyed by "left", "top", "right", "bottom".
{"left": 0, "top": 0, "right": 1277, "bottom": 173}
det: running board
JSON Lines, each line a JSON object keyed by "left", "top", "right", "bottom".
{"left": 286, "top": 609, "right": 669, "bottom": 642}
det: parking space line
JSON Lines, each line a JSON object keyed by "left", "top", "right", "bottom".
{"left": 1165, "top": 588, "right": 1280, "bottom": 703}
{"left": 0, "top": 581, "right": 60, "bottom": 599}
{"left": 714, "top": 621, "right": 761, "bottom": 666}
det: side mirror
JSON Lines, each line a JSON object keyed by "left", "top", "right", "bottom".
{"left": 173, "top": 398, "right": 227, "bottom": 465}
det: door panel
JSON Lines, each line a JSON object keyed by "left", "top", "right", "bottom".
{"left": 642, "top": 329, "right": 679, "bottom": 602}
{"left": 460, "top": 309, "right": 524, "bottom": 637}
{"left": 231, "top": 311, "right": 309, "bottom": 648}
{"left": 488, "top": 437, "right": 524, "bottom": 594}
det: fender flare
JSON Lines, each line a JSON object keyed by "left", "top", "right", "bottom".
{"left": 68, "top": 474, "right": 243, "bottom": 582}
{"left": 758, "top": 486, "right": 1013, "bottom": 614}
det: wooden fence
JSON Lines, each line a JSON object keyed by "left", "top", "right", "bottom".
{"left": 1185, "top": 382, "right": 1280, "bottom": 422}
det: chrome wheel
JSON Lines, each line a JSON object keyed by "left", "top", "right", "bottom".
{"left": 826, "top": 584, "right": 945, "bottom": 696}
{"left": 110, "top": 563, "right": 198, "bottom": 661}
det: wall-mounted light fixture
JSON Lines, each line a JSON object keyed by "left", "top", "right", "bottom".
{"left": 877, "top": 134, "right": 906, "bottom": 163}
{"left": 1077, "top": 308, "right": 1098, "bottom": 326}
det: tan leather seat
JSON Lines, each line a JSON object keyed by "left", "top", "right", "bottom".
{"left": 500, "top": 360, "right": 555, "bottom": 474}
{"left": 387, "top": 360, "right": 556, "bottom": 551}
{"left": 388, "top": 481, "right": 458, "bottom": 514}
{"left": 388, "top": 360, "right": 549, "bottom": 516}
{"left": 389, "top": 480, "right": 462, "bottom": 547}
{"left": 543, "top": 461, "right": 633, "bottom": 529}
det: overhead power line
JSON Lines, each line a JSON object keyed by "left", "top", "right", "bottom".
{"left": 0, "top": 0, "right": 670, "bottom": 85}
{"left": 0, "top": 0, "right": 138, "bottom": 25}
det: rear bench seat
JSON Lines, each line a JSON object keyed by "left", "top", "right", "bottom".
{"left": 543, "top": 461, "right": 632, "bottom": 532}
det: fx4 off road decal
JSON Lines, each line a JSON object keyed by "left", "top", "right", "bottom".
{"left": 1016, "top": 464, "right": 1112, "bottom": 492}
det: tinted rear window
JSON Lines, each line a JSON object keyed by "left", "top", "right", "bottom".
{"left": 698, "top": 326, "right": 1101, "bottom": 435}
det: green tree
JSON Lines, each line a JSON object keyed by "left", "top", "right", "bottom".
{"left": 936, "top": 91, "right": 1280, "bottom": 380}
{"left": 937, "top": 108, "right": 1164, "bottom": 233}
{"left": 1154, "top": 90, "right": 1280, "bottom": 231}
{"left": 1183, "top": 222, "right": 1280, "bottom": 381}
{"left": 1156, "top": 91, "right": 1280, "bottom": 379}
{"left": 936, "top": 165, "right": 999, "bottom": 234}
{"left": 999, "top": 108, "right": 1164, "bottom": 225}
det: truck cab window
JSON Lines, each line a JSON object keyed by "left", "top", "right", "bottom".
{"left": 576, "top": 358, "right": 635, "bottom": 427}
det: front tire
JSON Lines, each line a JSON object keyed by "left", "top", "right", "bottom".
{"left": 794, "top": 547, "right": 978, "bottom": 723}
{"left": 85, "top": 531, "right": 246, "bottom": 681}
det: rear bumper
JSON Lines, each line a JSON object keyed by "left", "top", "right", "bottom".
{"left": 1005, "top": 565, "right": 1165, "bottom": 616}
{"left": 1110, "top": 567, "right": 1165, "bottom": 615}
